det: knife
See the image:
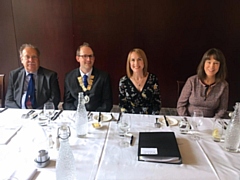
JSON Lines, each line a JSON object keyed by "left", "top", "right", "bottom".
{"left": 98, "top": 112, "right": 101, "bottom": 122}
{"left": 51, "top": 112, "right": 58, "bottom": 120}
{"left": 0, "top": 107, "right": 8, "bottom": 113}
{"left": 130, "top": 135, "right": 134, "bottom": 146}
{"left": 163, "top": 115, "right": 169, "bottom": 126}
{"left": 117, "top": 112, "right": 122, "bottom": 124}
{"left": 51, "top": 110, "right": 63, "bottom": 121}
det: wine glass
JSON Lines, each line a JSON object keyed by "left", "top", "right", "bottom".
{"left": 44, "top": 101, "right": 55, "bottom": 125}
{"left": 118, "top": 115, "right": 131, "bottom": 146}
{"left": 190, "top": 110, "right": 203, "bottom": 140}
{"left": 43, "top": 101, "right": 55, "bottom": 148}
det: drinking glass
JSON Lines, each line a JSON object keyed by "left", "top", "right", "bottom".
{"left": 212, "top": 118, "right": 225, "bottom": 142}
{"left": 190, "top": 110, "right": 203, "bottom": 140}
{"left": 44, "top": 101, "right": 55, "bottom": 125}
{"left": 43, "top": 101, "right": 55, "bottom": 148}
{"left": 118, "top": 115, "right": 131, "bottom": 146}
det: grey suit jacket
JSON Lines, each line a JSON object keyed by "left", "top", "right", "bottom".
{"left": 5, "top": 66, "right": 61, "bottom": 109}
{"left": 63, "top": 67, "right": 113, "bottom": 112}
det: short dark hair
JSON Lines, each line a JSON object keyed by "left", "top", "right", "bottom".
{"left": 197, "top": 48, "right": 227, "bottom": 82}
{"left": 126, "top": 48, "right": 148, "bottom": 78}
{"left": 19, "top": 44, "right": 40, "bottom": 57}
{"left": 76, "top": 42, "right": 93, "bottom": 56}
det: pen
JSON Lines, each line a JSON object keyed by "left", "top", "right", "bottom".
{"left": 130, "top": 135, "right": 134, "bottom": 146}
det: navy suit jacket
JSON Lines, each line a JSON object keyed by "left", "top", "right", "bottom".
{"left": 63, "top": 67, "right": 113, "bottom": 112}
{"left": 5, "top": 66, "right": 61, "bottom": 109}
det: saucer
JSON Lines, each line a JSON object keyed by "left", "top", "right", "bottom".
{"left": 158, "top": 117, "right": 178, "bottom": 126}
{"left": 93, "top": 114, "right": 112, "bottom": 122}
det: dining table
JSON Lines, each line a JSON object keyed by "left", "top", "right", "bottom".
{"left": 0, "top": 108, "right": 239, "bottom": 180}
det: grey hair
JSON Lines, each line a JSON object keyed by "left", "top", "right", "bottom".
{"left": 19, "top": 44, "right": 40, "bottom": 57}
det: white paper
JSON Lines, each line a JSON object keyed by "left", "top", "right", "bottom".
{"left": 140, "top": 148, "right": 158, "bottom": 155}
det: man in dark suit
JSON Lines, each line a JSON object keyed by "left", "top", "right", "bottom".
{"left": 63, "top": 42, "right": 113, "bottom": 112}
{"left": 5, "top": 44, "right": 61, "bottom": 109}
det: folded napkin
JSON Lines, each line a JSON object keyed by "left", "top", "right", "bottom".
{"left": 10, "top": 166, "right": 37, "bottom": 180}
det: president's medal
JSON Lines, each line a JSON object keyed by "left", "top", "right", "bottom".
{"left": 77, "top": 75, "right": 94, "bottom": 103}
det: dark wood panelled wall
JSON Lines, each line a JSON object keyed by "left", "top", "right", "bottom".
{"left": 0, "top": 0, "right": 240, "bottom": 110}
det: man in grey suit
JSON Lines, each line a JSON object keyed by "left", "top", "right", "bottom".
{"left": 63, "top": 42, "right": 113, "bottom": 112}
{"left": 5, "top": 44, "right": 61, "bottom": 109}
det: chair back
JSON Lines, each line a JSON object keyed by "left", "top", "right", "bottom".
{"left": 0, "top": 74, "right": 5, "bottom": 107}
{"left": 177, "top": 81, "right": 185, "bottom": 98}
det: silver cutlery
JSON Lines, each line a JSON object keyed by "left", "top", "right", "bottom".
{"left": 51, "top": 112, "right": 58, "bottom": 120}
{"left": 110, "top": 113, "right": 117, "bottom": 121}
{"left": 21, "top": 110, "right": 35, "bottom": 119}
{"left": 164, "top": 115, "right": 169, "bottom": 126}
{"left": 117, "top": 112, "right": 122, "bottom": 124}
{"left": 51, "top": 110, "right": 63, "bottom": 121}
{"left": 130, "top": 135, "right": 134, "bottom": 146}
{"left": 98, "top": 112, "right": 102, "bottom": 122}
{"left": 0, "top": 107, "right": 8, "bottom": 113}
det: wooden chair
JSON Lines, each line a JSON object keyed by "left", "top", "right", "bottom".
{"left": 177, "top": 81, "right": 185, "bottom": 98}
{"left": 0, "top": 74, "right": 5, "bottom": 108}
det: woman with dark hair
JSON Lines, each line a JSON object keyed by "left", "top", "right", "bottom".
{"left": 119, "top": 48, "right": 161, "bottom": 114}
{"left": 177, "top": 48, "right": 229, "bottom": 118}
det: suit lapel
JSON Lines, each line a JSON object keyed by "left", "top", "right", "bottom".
{"left": 90, "top": 67, "right": 98, "bottom": 90}
{"left": 36, "top": 67, "right": 44, "bottom": 106}
{"left": 15, "top": 69, "right": 25, "bottom": 107}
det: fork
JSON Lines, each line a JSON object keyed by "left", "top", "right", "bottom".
{"left": 21, "top": 110, "right": 35, "bottom": 119}
{"left": 111, "top": 113, "right": 117, "bottom": 121}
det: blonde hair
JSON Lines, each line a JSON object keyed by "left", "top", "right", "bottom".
{"left": 126, "top": 48, "right": 148, "bottom": 78}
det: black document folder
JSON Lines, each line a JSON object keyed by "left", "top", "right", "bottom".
{"left": 138, "top": 132, "right": 182, "bottom": 164}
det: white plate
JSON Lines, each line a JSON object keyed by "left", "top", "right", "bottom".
{"left": 158, "top": 117, "right": 178, "bottom": 126}
{"left": 93, "top": 114, "right": 112, "bottom": 122}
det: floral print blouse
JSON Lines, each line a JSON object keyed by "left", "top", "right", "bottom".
{"left": 119, "top": 73, "right": 161, "bottom": 115}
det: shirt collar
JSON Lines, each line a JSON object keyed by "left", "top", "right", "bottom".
{"left": 79, "top": 68, "right": 93, "bottom": 77}
{"left": 25, "top": 71, "right": 37, "bottom": 76}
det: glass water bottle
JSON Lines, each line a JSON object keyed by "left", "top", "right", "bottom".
{"left": 56, "top": 125, "right": 76, "bottom": 180}
{"left": 75, "top": 92, "right": 88, "bottom": 137}
{"left": 224, "top": 102, "right": 240, "bottom": 152}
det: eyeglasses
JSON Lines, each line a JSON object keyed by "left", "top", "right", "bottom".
{"left": 22, "top": 55, "right": 38, "bottom": 60}
{"left": 78, "top": 55, "right": 94, "bottom": 59}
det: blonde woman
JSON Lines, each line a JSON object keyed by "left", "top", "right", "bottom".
{"left": 119, "top": 48, "right": 161, "bottom": 114}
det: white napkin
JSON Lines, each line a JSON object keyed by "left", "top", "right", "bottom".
{"left": 10, "top": 166, "right": 37, "bottom": 180}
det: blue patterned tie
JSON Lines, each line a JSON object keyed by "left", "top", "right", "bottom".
{"left": 25, "top": 74, "right": 36, "bottom": 109}
{"left": 83, "top": 74, "right": 88, "bottom": 87}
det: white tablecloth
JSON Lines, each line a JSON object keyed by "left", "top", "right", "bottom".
{"left": 0, "top": 109, "right": 240, "bottom": 180}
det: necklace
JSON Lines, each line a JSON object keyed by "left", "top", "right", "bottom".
{"left": 132, "top": 77, "right": 144, "bottom": 87}
{"left": 77, "top": 75, "right": 94, "bottom": 91}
